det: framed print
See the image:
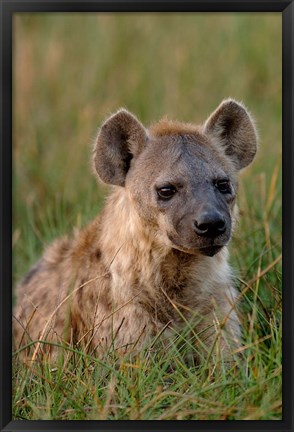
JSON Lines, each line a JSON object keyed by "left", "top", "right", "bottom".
{"left": 1, "top": 1, "right": 293, "bottom": 431}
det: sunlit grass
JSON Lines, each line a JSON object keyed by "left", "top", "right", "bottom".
{"left": 12, "top": 12, "right": 282, "bottom": 420}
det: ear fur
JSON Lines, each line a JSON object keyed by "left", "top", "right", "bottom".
{"left": 93, "top": 109, "right": 148, "bottom": 186}
{"left": 204, "top": 99, "right": 258, "bottom": 170}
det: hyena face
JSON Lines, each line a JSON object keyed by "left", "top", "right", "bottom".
{"left": 126, "top": 135, "right": 237, "bottom": 256}
{"left": 94, "top": 99, "right": 257, "bottom": 256}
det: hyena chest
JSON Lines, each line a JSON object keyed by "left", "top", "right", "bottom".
{"left": 132, "top": 272, "right": 197, "bottom": 327}
{"left": 107, "top": 253, "right": 199, "bottom": 328}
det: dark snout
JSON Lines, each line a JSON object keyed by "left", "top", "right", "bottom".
{"left": 194, "top": 209, "right": 226, "bottom": 238}
{"left": 166, "top": 187, "right": 233, "bottom": 257}
{"left": 192, "top": 207, "right": 229, "bottom": 257}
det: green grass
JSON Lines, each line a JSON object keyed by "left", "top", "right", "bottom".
{"left": 12, "top": 13, "right": 282, "bottom": 420}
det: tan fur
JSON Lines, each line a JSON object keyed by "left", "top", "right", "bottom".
{"left": 13, "top": 99, "right": 257, "bottom": 362}
{"left": 149, "top": 118, "right": 201, "bottom": 137}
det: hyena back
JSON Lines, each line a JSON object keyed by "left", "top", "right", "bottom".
{"left": 13, "top": 99, "right": 257, "bottom": 361}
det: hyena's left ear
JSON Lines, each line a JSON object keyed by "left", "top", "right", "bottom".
{"left": 203, "top": 99, "right": 258, "bottom": 170}
{"left": 93, "top": 109, "right": 148, "bottom": 186}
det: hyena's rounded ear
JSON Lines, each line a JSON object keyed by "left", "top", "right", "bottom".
{"left": 203, "top": 99, "right": 258, "bottom": 170}
{"left": 93, "top": 109, "right": 148, "bottom": 186}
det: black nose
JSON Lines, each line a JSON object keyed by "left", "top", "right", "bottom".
{"left": 194, "top": 210, "right": 226, "bottom": 238}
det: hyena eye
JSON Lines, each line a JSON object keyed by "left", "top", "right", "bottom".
{"left": 215, "top": 179, "right": 231, "bottom": 193}
{"left": 157, "top": 185, "right": 177, "bottom": 200}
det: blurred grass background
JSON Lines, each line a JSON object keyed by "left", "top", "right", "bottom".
{"left": 12, "top": 12, "right": 282, "bottom": 420}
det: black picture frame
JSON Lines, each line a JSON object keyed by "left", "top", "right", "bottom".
{"left": 0, "top": 0, "right": 292, "bottom": 431}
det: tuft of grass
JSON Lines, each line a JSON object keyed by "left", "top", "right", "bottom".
{"left": 12, "top": 304, "right": 282, "bottom": 420}
{"left": 13, "top": 13, "right": 282, "bottom": 420}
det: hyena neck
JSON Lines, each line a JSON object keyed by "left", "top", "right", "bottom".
{"left": 100, "top": 187, "right": 170, "bottom": 263}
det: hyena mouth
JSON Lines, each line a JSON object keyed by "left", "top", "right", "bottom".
{"left": 168, "top": 235, "right": 224, "bottom": 257}
{"left": 198, "top": 245, "right": 224, "bottom": 257}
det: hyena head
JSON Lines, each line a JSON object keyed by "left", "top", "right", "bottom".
{"left": 94, "top": 99, "right": 257, "bottom": 257}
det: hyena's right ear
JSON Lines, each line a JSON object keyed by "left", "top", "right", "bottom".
{"left": 93, "top": 109, "right": 148, "bottom": 186}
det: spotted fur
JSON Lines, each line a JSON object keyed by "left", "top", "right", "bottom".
{"left": 13, "top": 99, "right": 257, "bottom": 361}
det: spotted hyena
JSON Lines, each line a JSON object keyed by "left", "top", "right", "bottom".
{"left": 13, "top": 99, "right": 257, "bottom": 362}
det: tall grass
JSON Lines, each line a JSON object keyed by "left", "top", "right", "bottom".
{"left": 12, "top": 13, "right": 282, "bottom": 420}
